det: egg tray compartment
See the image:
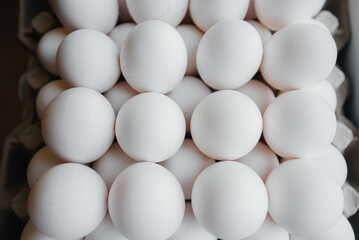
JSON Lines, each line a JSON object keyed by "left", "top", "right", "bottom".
{"left": 0, "top": 0, "right": 359, "bottom": 239}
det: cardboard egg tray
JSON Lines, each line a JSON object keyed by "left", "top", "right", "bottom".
{"left": 1, "top": 0, "right": 359, "bottom": 238}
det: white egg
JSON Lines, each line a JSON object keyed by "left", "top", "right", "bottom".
{"left": 35, "top": 80, "right": 70, "bottom": 120}
{"left": 160, "top": 139, "right": 215, "bottom": 200}
{"left": 21, "top": 221, "right": 82, "bottom": 240}
{"left": 167, "top": 76, "right": 211, "bottom": 133}
{"left": 57, "top": 29, "right": 120, "bottom": 93}
{"left": 291, "top": 215, "right": 355, "bottom": 240}
{"left": 235, "top": 142, "right": 279, "bottom": 182}
{"left": 263, "top": 90, "right": 337, "bottom": 158}
{"left": 245, "top": 0, "right": 256, "bottom": 20}
{"left": 176, "top": 24, "right": 203, "bottom": 76}
{"left": 266, "top": 159, "right": 344, "bottom": 237}
{"left": 126, "top": 0, "right": 188, "bottom": 27}
{"left": 115, "top": 92, "right": 185, "bottom": 162}
{"left": 191, "top": 90, "right": 262, "bottom": 160}
{"left": 169, "top": 202, "right": 216, "bottom": 240}
{"left": 190, "top": 0, "right": 250, "bottom": 32}
{"left": 261, "top": 23, "right": 337, "bottom": 91}
{"left": 120, "top": 20, "right": 187, "bottom": 94}
{"left": 27, "top": 146, "right": 64, "bottom": 188}
{"left": 118, "top": 0, "right": 132, "bottom": 22}
{"left": 85, "top": 213, "right": 127, "bottom": 240}
{"left": 109, "top": 23, "right": 136, "bottom": 51}
{"left": 255, "top": 0, "right": 326, "bottom": 30}
{"left": 28, "top": 163, "right": 108, "bottom": 239}
{"left": 49, "top": 0, "right": 118, "bottom": 33}
{"left": 247, "top": 20, "right": 272, "bottom": 45}
{"left": 42, "top": 87, "right": 115, "bottom": 163}
{"left": 104, "top": 81, "right": 138, "bottom": 115}
{"left": 192, "top": 161, "right": 268, "bottom": 239}
{"left": 303, "top": 80, "right": 337, "bottom": 111}
{"left": 244, "top": 215, "right": 289, "bottom": 240}
{"left": 197, "top": 19, "right": 262, "bottom": 90}
{"left": 108, "top": 162, "right": 185, "bottom": 240}
{"left": 36, "top": 27, "right": 68, "bottom": 76}
{"left": 93, "top": 143, "right": 137, "bottom": 189}
{"left": 236, "top": 79, "right": 275, "bottom": 115}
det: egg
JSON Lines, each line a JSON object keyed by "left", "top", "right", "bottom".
{"left": 120, "top": 20, "right": 187, "bottom": 94}
{"left": 290, "top": 215, "right": 355, "bottom": 240}
{"left": 93, "top": 143, "right": 137, "bottom": 189}
{"left": 255, "top": 0, "right": 326, "bottom": 30}
{"left": 191, "top": 90, "right": 262, "bottom": 160}
{"left": 104, "top": 81, "right": 138, "bottom": 115}
{"left": 303, "top": 80, "right": 337, "bottom": 111}
{"left": 167, "top": 76, "right": 211, "bottom": 133}
{"left": 108, "top": 162, "right": 185, "bottom": 240}
{"left": 169, "top": 202, "right": 216, "bottom": 240}
{"left": 192, "top": 161, "right": 268, "bottom": 239}
{"left": 247, "top": 20, "right": 273, "bottom": 45}
{"left": 49, "top": 0, "right": 118, "bottom": 33}
{"left": 236, "top": 79, "right": 275, "bottom": 115}
{"left": 244, "top": 215, "right": 289, "bottom": 240}
{"left": 266, "top": 159, "right": 344, "bottom": 237}
{"left": 21, "top": 221, "right": 83, "bottom": 240}
{"left": 190, "top": 0, "right": 250, "bottom": 32}
{"left": 235, "top": 142, "right": 279, "bottom": 182}
{"left": 176, "top": 24, "right": 204, "bottom": 76}
{"left": 196, "top": 19, "right": 262, "bottom": 90}
{"left": 28, "top": 163, "right": 108, "bottom": 239}
{"left": 57, "top": 29, "right": 120, "bottom": 93}
{"left": 115, "top": 92, "right": 185, "bottom": 162}
{"left": 126, "top": 0, "right": 188, "bottom": 27}
{"left": 85, "top": 213, "right": 127, "bottom": 240}
{"left": 261, "top": 23, "right": 337, "bottom": 91}
{"left": 160, "top": 139, "right": 215, "bottom": 200}
{"left": 42, "top": 87, "right": 115, "bottom": 163}
{"left": 263, "top": 90, "right": 337, "bottom": 158}
{"left": 27, "top": 146, "right": 64, "bottom": 188}
{"left": 36, "top": 27, "right": 68, "bottom": 76}
{"left": 35, "top": 80, "right": 70, "bottom": 120}
{"left": 109, "top": 23, "right": 136, "bottom": 51}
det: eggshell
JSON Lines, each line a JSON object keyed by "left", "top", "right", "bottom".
{"left": 109, "top": 23, "right": 136, "bottom": 51}
{"left": 266, "top": 159, "right": 344, "bottom": 237}
{"left": 303, "top": 80, "right": 337, "bottom": 110}
{"left": 192, "top": 161, "right": 268, "bottom": 239}
{"left": 236, "top": 79, "right": 275, "bottom": 115}
{"left": 85, "top": 213, "right": 127, "bottom": 240}
{"left": 126, "top": 0, "right": 188, "bottom": 27}
{"left": 160, "top": 139, "right": 215, "bottom": 200}
{"left": 108, "top": 162, "right": 185, "bottom": 240}
{"left": 104, "top": 81, "right": 138, "bottom": 115}
{"left": 169, "top": 202, "right": 216, "bottom": 240}
{"left": 191, "top": 90, "right": 262, "bottom": 160}
{"left": 255, "top": 0, "right": 326, "bottom": 30}
{"left": 263, "top": 90, "right": 337, "bottom": 158}
{"left": 115, "top": 92, "right": 185, "bottom": 162}
{"left": 49, "top": 0, "right": 118, "bottom": 33}
{"left": 57, "top": 29, "right": 120, "bottom": 93}
{"left": 120, "top": 20, "right": 187, "bottom": 93}
{"left": 176, "top": 24, "right": 203, "bottom": 76}
{"left": 235, "top": 142, "right": 279, "bottom": 182}
{"left": 261, "top": 23, "right": 337, "bottom": 91}
{"left": 28, "top": 163, "right": 108, "bottom": 239}
{"left": 291, "top": 215, "right": 355, "bottom": 240}
{"left": 42, "top": 87, "right": 115, "bottom": 163}
{"left": 196, "top": 19, "right": 262, "bottom": 90}
{"left": 247, "top": 20, "right": 272, "bottom": 45}
{"left": 21, "top": 221, "right": 82, "bottom": 240}
{"left": 167, "top": 76, "right": 211, "bottom": 133}
{"left": 190, "top": 0, "right": 250, "bottom": 32}
{"left": 35, "top": 80, "right": 70, "bottom": 120}
{"left": 27, "top": 146, "right": 64, "bottom": 188}
{"left": 93, "top": 143, "right": 137, "bottom": 189}
{"left": 244, "top": 215, "right": 289, "bottom": 240}
{"left": 36, "top": 27, "right": 68, "bottom": 76}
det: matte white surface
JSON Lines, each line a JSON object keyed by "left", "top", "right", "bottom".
{"left": 244, "top": 215, "right": 289, "bottom": 240}
{"left": 104, "top": 81, "right": 138, "bottom": 115}
{"left": 247, "top": 20, "right": 272, "bottom": 45}
{"left": 109, "top": 23, "right": 136, "bottom": 51}
{"left": 85, "top": 213, "right": 127, "bottom": 240}
{"left": 21, "top": 221, "right": 82, "bottom": 240}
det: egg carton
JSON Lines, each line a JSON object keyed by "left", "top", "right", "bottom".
{"left": 1, "top": 0, "right": 359, "bottom": 238}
